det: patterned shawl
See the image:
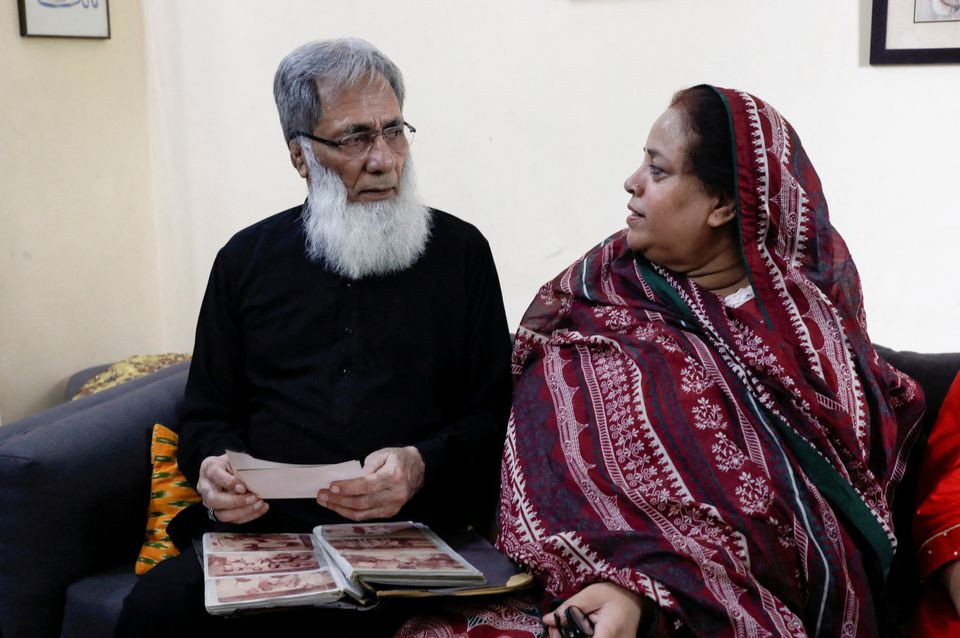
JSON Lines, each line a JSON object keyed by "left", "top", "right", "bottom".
{"left": 497, "top": 87, "right": 925, "bottom": 636}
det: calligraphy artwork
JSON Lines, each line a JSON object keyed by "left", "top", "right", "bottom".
{"left": 18, "top": 0, "right": 110, "bottom": 39}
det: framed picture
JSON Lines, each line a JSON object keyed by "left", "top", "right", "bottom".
{"left": 871, "top": 0, "right": 960, "bottom": 63}
{"left": 18, "top": 0, "right": 110, "bottom": 39}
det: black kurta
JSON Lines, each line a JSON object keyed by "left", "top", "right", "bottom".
{"left": 178, "top": 205, "right": 512, "bottom": 532}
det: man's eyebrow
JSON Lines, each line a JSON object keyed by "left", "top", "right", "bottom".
{"left": 340, "top": 123, "right": 373, "bottom": 135}
{"left": 338, "top": 117, "right": 403, "bottom": 136}
{"left": 644, "top": 147, "right": 662, "bottom": 159}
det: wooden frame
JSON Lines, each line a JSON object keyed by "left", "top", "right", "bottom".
{"left": 871, "top": 0, "right": 960, "bottom": 63}
{"left": 18, "top": 0, "right": 110, "bottom": 39}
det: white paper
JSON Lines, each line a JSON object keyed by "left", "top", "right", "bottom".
{"left": 226, "top": 450, "right": 363, "bottom": 499}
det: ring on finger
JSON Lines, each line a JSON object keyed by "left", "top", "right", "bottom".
{"left": 207, "top": 506, "right": 219, "bottom": 522}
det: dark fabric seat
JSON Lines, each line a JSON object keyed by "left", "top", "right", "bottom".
{"left": 0, "top": 351, "right": 956, "bottom": 637}
{"left": 62, "top": 564, "right": 138, "bottom": 638}
{"left": 0, "top": 362, "right": 189, "bottom": 638}
{"left": 874, "top": 347, "right": 960, "bottom": 634}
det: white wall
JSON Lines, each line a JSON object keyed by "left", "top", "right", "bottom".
{"left": 3, "top": 0, "right": 957, "bottom": 422}
{"left": 144, "top": 0, "right": 959, "bottom": 358}
{"left": 0, "top": 1, "right": 162, "bottom": 422}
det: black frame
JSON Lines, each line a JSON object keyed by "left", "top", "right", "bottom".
{"left": 871, "top": 0, "right": 960, "bottom": 64}
{"left": 17, "top": 0, "right": 111, "bottom": 40}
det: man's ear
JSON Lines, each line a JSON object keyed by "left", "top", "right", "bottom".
{"left": 289, "top": 139, "right": 309, "bottom": 179}
{"left": 707, "top": 196, "right": 736, "bottom": 228}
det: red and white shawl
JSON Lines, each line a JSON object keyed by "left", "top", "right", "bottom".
{"left": 497, "top": 87, "right": 925, "bottom": 637}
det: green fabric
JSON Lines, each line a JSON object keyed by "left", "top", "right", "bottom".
{"left": 761, "top": 404, "right": 893, "bottom": 580}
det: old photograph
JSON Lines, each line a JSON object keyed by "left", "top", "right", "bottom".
{"left": 338, "top": 548, "right": 467, "bottom": 572}
{"left": 327, "top": 535, "right": 436, "bottom": 551}
{"left": 207, "top": 533, "right": 315, "bottom": 552}
{"left": 319, "top": 522, "right": 423, "bottom": 538}
{"left": 206, "top": 551, "right": 320, "bottom": 577}
{"left": 214, "top": 571, "right": 337, "bottom": 604}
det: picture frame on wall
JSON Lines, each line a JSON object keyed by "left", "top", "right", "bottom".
{"left": 18, "top": 0, "right": 110, "bottom": 39}
{"left": 871, "top": 0, "right": 960, "bottom": 63}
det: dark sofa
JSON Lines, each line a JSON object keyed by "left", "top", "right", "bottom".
{"left": 0, "top": 349, "right": 957, "bottom": 637}
{"left": 0, "top": 362, "right": 189, "bottom": 638}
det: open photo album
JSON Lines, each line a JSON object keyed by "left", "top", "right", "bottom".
{"left": 315, "top": 521, "right": 485, "bottom": 587}
{"left": 201, "top": 521, "right": 529, "bottom": 615}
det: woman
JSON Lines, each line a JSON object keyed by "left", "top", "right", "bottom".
{"left": 396, "top": 86, "right": 925, "bottom": 637}
{"left": 911, "top": 371, "right": 960, "bottom": 636}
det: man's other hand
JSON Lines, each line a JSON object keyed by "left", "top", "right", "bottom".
{"left": 317, "top": 446, "right": 425, "bottom": 521}
{"left": 197, "top": 454, "right": 269, "bottom": 524}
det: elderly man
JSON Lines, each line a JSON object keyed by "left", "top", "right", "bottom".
{"left": 115, "top": 38, "right": 511, "bottom": 636}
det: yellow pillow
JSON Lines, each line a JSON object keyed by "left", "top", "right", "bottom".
{"left": 72, "top": 353, "right": 191, "bottom": 400}
{"left": 136, "top": 424, "right": 201, "bottom": 575}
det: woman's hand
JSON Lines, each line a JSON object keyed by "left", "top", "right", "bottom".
{"left": 542, "top": 582, "right": 646, "bottom": 638}
{"left": 941, "top": 558, "right": 960, "bottom": 616}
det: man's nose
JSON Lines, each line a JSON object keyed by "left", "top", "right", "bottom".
{"left": 364, "top": 135, "right": 396, "bottom": 172}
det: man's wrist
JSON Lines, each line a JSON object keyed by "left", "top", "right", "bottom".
{"left": 402, "top": 445, "right": 425, "bottom": 492}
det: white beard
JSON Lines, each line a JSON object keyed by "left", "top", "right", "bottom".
{"left": 300, "top": 145, "right": 432, "bottom": 280}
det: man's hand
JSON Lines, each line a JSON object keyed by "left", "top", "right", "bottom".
{"left": 197, "top": 454, "right": 269, "bottom": 524}
{"left": 316, "top": 446, "right": 424, "bottom": 521}
{"left": 542, "top": 582, "right": 646, "bottom": 638}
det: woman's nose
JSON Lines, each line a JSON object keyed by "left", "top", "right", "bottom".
{"left": 624, "top": 168, "right": 644, "bottom": 195}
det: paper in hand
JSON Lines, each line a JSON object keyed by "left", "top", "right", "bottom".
{"left": 226, "top": 450, "right": 363, "bottom": 499}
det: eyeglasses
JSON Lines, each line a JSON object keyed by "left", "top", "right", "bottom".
{"left": 292, "top": 122, "right": 415, "bottom": 158}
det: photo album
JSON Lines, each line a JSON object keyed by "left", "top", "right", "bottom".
{"left": 201, "top": 521, "right": 529, "bottom": 615}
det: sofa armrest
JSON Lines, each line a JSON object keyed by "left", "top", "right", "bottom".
{"left": 0, "top": 363, "right": 189, "bottom": 638}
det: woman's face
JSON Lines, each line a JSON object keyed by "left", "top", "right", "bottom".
{"left": 623, "top": 106, "right": 729, "bottom": 272}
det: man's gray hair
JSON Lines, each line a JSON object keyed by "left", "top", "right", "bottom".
{"left": 273, "top": 38, "right": 405, "bottom": 143}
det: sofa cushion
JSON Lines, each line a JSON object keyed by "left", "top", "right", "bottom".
{"left": 61, "top": 564, "right": 138, "bottom": 638}
{"left": 64, "top": 363, "right": 112, "bottom": 401}
{"left": 875, "top": 347, "right": 960, "bottom": 432}
{"left": 0, "top": 361, "right": 190, "bottom": 447}
{"left": 70, "top": 353, "right": 191, "bottom": 400}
